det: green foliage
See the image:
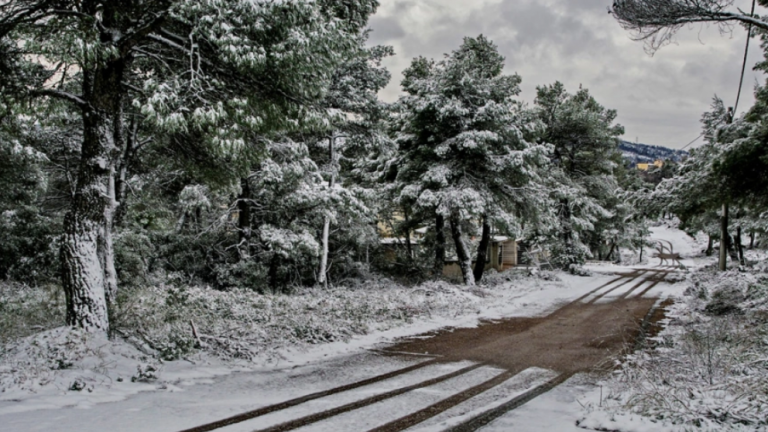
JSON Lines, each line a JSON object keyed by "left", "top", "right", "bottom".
{"left": 534, "top": 82, "right": 626, "bottom": 267}
{"left": 0, "top": 283, "right": 65, "bottom": 344}
{"left": 0, "top": 208, "right": 61, "bottom": 284}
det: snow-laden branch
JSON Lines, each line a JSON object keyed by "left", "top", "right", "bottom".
{"left": 30, "top": 88, "right": 88, "bottom": 108}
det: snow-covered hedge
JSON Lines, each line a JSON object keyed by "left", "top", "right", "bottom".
{"left": 0, "top": 272, "right": 551, "bottom": 403}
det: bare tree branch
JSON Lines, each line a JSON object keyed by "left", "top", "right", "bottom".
{"left": 30, "top": 88, "right": 88, "bottom": 108}
{"left": 611, "top": 0, "right": 767, "bottom": 51}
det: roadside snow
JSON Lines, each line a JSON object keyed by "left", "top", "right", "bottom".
{"left": 578, "top": 264, "right": 768, "bottom": 431}
{"left": 0, "top": 241, "right": 696, "bottom": 432}
{"left": 0, "top": 272, "right": 582, "bottom": 417}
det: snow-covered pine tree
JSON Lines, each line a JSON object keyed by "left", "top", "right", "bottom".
{"left": 534, "top": 82, "right": 625, "bottom": 268}
{"left": 653, "top": 96, "right": 768, "bottom": 265}
{"left": 0, "top": 0, "right": 379, "bottom": 332}
{"left": 391, "top": 36, "right": 550, "bottom": 285}
{"left": 314, "top": 36, "right": 394, "bottom": 286}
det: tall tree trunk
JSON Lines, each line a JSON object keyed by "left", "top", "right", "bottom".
{"left": 559, "top": 198, "right": 575, "bottom": 267}
{"left": 473, "top": 216, "right": 491, "bottom": 283}
{"left": 719, "top": 203, "right": 728, "bottom": 271}
{"left": 450, "top": 213, "right": 475, "bottom": 286}
{"left": 318, "top": 136, "right": 334, "bottom": 286}
{"left": 237, "top": 177, "right": 252, "bottom": 260}
{"left": 736, "top": 226, "right": 745, "bottom": 266}
{"left": 727, "top": 234, "right": 739, "bottom": 262}
{"left": 403, "top": 208, "right": 414, "bottom": 261}
{"left": 433, "top": 213, "right": 445, "bottom": 278}
{"left": 606, "top": 243, "right": 617, "bottom": 263}
{"left": 62, "top": 60, "right": 126, "bottom": 332}
{"left": 113, "top": 115, "right": 136, "bottom": 227}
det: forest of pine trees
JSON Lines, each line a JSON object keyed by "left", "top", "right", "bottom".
{"left": 1, "top": 0, "right": 767, "bottom": 337}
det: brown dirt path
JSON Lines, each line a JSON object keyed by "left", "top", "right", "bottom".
{"left": 385, "top": 283, "right": 659, "bottom": 374}
{"left": 178, "top": 270, "right": 675, "bottom": 432}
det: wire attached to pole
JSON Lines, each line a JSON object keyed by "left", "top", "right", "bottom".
{"left": 734, "top": 0, "right": 757, "bottom": 115}
{"left": 686, "top": 0, "right": 756, "bottom": 152}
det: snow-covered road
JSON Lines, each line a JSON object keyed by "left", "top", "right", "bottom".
{"left": 1, "top": 263, "right": 689, "bottom": 432}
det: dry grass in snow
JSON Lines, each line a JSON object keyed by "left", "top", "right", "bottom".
{"left": 580, "top": 267, "right": 768, "bottom": 431}
{"left": 0, "top": 271, "right": 553, "bottom": 405}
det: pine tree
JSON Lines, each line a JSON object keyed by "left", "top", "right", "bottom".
{"left": 0, "top": 0, "right": 380, "bottom": 332}
{"left": 534, "top": 82, "right": 625, "bottom": 268}
{"left": 391, "top": 36, "right": 550, "bottom": 284}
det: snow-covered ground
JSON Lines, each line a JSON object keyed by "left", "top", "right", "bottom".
{"left": 0, "top": 266, "right": 688, "bottom": 432}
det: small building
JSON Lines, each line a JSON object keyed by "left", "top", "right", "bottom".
{"left": 442, "top": 236, "right": 519, "bottom": 278}
{"left": 637, "top": 160, "right": 664, "bottom": 171}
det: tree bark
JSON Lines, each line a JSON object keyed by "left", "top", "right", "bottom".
{"left": 736, "top": 226, "right": 745, "bottom": 266}
{"left": 433, "top": 213, "right": 445, "bottom": 278}
{"left": 727, "top": 234, "right": 739, "bottom": 262}
{"left": 706, "top": 235, "right": 714, "bottom": 256}
{"left": 719, "top": 203, "right": 728, "bottom": 271}
{"left": 237, "top": 177, "right": 252, "bottom": 260}
{"left": 113, "top": 115, "right": 136, "bottom": 227}
{"left": 473, "top": 216, "right": 491, "bottom": 283}
{"left": 559, "top": 198, "right": 575, "bottom": 267}
{"left": 318, "top": 136, "right": 334, "bottom": 287}
{"left": 62, "top": 58, "right": 127, "bottom": 332}
{"left": 606, "top": 242, "right": 618, "bottom": 263}
{"left": 450, "top": 213, "right": 475, "bottom": 286}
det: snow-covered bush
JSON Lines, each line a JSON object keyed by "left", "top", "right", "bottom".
{"left": 0, "top": 283, "right": 65, "bottom": 344}
{"left": 111, "top": 280, "right": 497, "bottom": 361}
{"left": 585, "top": 268, "right": 768, "bottom": 429}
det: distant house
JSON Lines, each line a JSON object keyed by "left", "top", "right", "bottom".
{"left": 637, "top": 160, "right": 664, "bottom": 171}
{"left": 442, "top": 236, "right": 519, "bottom": 278}
{"left": 377, "top": 215, "right": 534, "bottom": 277}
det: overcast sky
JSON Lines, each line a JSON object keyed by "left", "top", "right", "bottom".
{"left": 366, "top": 0, "right": 766, "bottom": 149}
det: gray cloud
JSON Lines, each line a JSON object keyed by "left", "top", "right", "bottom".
{"left": 368, "top": 0, "right": 766, "bottom": 149}
{"left": 367, "top": 15, "right": 406, "bottom": 44}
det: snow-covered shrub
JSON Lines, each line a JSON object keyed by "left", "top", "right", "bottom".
{"left": 131, "top": 363, "right": 160, "bottom": 383}
{"left": 0, "top": 282, "right": 64, "bottom": 344}
{"left": 109, "top": 277, "right": 516, "bottom": 361}
{"left": 0, "top": 327, "right": 154, "bottom": 397}
{"left": 568, "top": 264, "right": 593, "bottom": 277}
{"left": 586, "top": 267, "right": 768, "bottom": 429}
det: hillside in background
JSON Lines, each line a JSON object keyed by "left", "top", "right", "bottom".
{"left": 619, "top": 140, "right": 689, "bottom": 164}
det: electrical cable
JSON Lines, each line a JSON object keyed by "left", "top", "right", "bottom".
{"left": 734, "top": 0, "right": 757, "bottom": 115}
{"left": 683, "top": 0, "right": 756, "bottom": 151}
{"left": 680, "top": 133, "right": 704, "bottom": 151}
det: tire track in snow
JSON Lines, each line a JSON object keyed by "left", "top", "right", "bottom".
{"left": 251, "top": 363, "right": 485, "bottom": 432}
{"left": 178, "top": 359, "right": 440, "bottom": 432}
{"left": 181, "top": 266, "right": 683, "bottom": 432}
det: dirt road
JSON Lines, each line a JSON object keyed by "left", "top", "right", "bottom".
{"left": 179, "top": 267, "right": 678, "bottom": 432}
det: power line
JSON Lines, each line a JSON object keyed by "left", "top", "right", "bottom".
{"left": 680, "top": 133, "right": 704, "bottom": 151}
{"left": 734, "top": 0, "right": 757, "bottom": 114}
{"left": 684, "top": 0, "right": 756, "bottom": 152}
